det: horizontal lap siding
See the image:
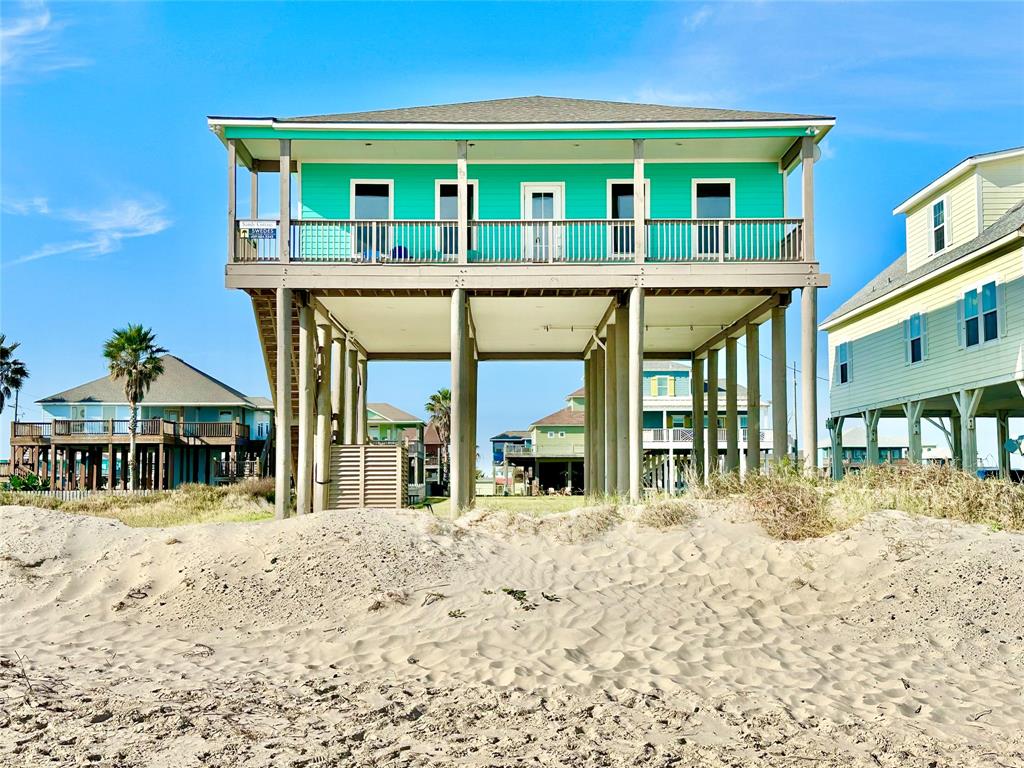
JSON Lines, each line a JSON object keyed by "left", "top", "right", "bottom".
{"left": 828, "top": 244, "right": 1024, "bottom": 413}
{"left": 980, "top": 158, "right": 1024, "bottom": 227}
{"left": 299, "top": 162, "right": 784, "bottom": 220}
{"left": 905, "top": 173, "right": 978, "bottom": 272}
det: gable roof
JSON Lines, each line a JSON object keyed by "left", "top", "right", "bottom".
{"left": 822, "top": 200, "right": 1024, "bottom": 328}
{"left": 491, "top": 430, "right": 530, "bottom": 442}
{"left": 644, "top": 360, "right": 691, "bottom": 372}
{"left": 894, "top": 146, "right": 1024, "bottom": 214}
{"left": 282, "top": 96, "right": 833, "bottom": 126}
{"left": 531, "top": 406, "right": 586, "bottom": 428}
{"left": 38, "top": 355, "right": 270, "bottom": 409}
{"left": 367, "top": 402, "right": 423, "bottom": 424}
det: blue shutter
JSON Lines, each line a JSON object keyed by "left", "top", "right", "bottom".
{"left": 902, "top": 319, "right": 910, "bottom": 365}
{"left": 921, "top": 312, "right": 929, "bottom": 359}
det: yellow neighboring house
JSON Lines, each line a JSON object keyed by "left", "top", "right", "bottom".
{"left": 820, "top": 147, "right": 1024, "bottom": 478}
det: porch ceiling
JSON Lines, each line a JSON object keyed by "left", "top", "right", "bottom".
{"left": 317, "top": 293, "right": 770, "bottom": 358}
{"left": 642, "top": 294, "right": 766, "bottom": 353}
{"left": 238, "top": 137, "right": 795, "bottom": 166}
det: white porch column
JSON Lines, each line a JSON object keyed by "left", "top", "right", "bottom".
{"left": 614, "top": 305, "right": 629, "bottom": 492}
{"left": 632, "top": 139, "right": 646, "bottom": 264}
{"left": 330, "top": 333, "right": 344, "bottom": 442}
{"left": 227, "top": 139, "right": 237, "bottom": 264}
{"left": 457, "top": 140, "right": 468, "bottom": 265}
{"left": 450, "top": 288, "right": 468, "bottom": 511}
{"left": 296, "top": 300, "right": 315, "bottom": 516}
{"left": 828, "top": 416, "right": 845, "bottom": 480}
{"left": 691, "top": 355, "right": 705, "bottom": 484}
{"left": 745, "top": 323, "right": 761, "bottom": 474}
{"left": 904, "top": 400, "right": 924, "bottom": 464}
{"left": 274, "top": 287, "right": 293, "bottom": 519}
{"left": 314, "top": 319, "right": 333, "bottom": 513}
{"left": 801, "top": 286, "right": 819, "bottom": 471}
{"left": 954, "top": 388, "right": 983, "bottom": 473}
{"left": 725, "top": 337, "right": 739, "bottom": 472}
{"left": 343, "top": 340, "right": 357, "bottom": 444}
{"left": 466, "top": 343, "right": 478, "bottom": 506}
{"left": 592, "top": 343, "right": 606, "bottom": 496}
{"left": 864, "top": 409, "right": 880, "bottom": 466}
{"left": 584, "top": 355, "right": 594, "bottom": 495}
{"left": 771, "top": 303, "right": 788, "bottom": 465}
{"left": 356, "top": 356, "right": 367, "bottom": 445}
{"left": 706, "top": 349, "right": 719, "bottom": 477}
{"left": 628, "top": 286, "right": 644, "bottom": 501}
{"left": 604, "top": 328, "right": 618, "bottom": 495}
{"left": 279, "top": 139, "right": 291, "bottom": 264}
{"left": 996, "top": 411, "right": 1010, "bottom": 479}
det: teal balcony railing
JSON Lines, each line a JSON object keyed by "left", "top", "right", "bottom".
{"left": 234, "top": 217, "right": 804, "bottom": 265}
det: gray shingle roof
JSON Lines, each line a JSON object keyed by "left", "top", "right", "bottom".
{"left": 285, "top": 96, "right": 832, "bottom": 125}
{"left": 823, "top": 200, "right": 1024, "bottom": 326}
{"left": 38, "top": 355, "right": 271, "bottom": 408}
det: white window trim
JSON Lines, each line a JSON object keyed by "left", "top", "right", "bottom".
{"left": 605, "top": 178, "right": 651, "bottom": 219}
{"left": 433, "top": 179, "right": 479, "bottom": 220}
{"left": 835, "top": 341, "right": 851, "bottom": 386}
{"left": 349, "top": 179, "right": 395, "bottom": 220}
{"left": 520, "top": 182, "right": 566, "bottom": 219}
{"left": 963, "top": 275, "right": 1001, "bottom": 349}
{"left": 547, "top": 431, "right": 555, "bottom": 438}
{"left": 906, "top": 311, "right": 924, "bottom": 366}
{"left": 929, "top": 194, "right": 949, "bottom": 255}
{"left": 691, "top": 178, "right": 737, "bottom": 219}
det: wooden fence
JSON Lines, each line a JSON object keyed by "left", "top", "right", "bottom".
{"left": 3, "top": 489, "right": 162, "bottom": 502}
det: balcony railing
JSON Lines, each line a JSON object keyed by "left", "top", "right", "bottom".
{"left": 234, "top": 217, "right": 805, "bottom": 265}
{"left": 643, "top": 428, "right": 773, "bottom": 445}
{"left": 503, "top": 444, "right": 585, "bottom": 458}
{"left": 14, "top": 419, "right": 250, "bottom": 441}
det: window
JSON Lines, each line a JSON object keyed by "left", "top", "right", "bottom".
{"left": 931, "top": 199, "right": 946, "bottom": 253}
{"left": 907, "top": 313, "right": 924, "bottom": 364}
{"left": 694, "top": 180, "right": 734, "bottom": 256}
{"left": 654, "top": 376, "right": 670, "bottom": 396}
{"left": 352, "top": 182, "right": 392, "bottom": 258}
{"left": 558, "top": 431, "right": 566, "bottom": 438}
{"left": 437, "top": 182, "right": 476, "bottom": 255}
{"left": 547, "top": 431, "right": 555, "bottom": 438}
{"left": 963, "top": 281, "right": 999, "bottom": 347}
{"left": 837, "top": 342, "right": 850, "bottom": 384}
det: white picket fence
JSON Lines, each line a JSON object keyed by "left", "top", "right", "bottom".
{"left": 3, "top": 489, "right": 162, "bottom": 502}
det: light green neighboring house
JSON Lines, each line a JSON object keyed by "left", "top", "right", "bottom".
{"left": 366, "top": 402, "right": 426, "bottom": 495}
{"left": 820, "top": 147, "right": 1024, "bottom": 478}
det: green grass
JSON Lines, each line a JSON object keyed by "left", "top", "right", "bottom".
{"left": 0, "top": 479, "right": 275, "bottom": 528}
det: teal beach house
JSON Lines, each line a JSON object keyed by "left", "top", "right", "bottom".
{"left": 9, "top": 355, "right": 273, "bottom": 490}
{"left": 211, "top": 96, "right": 831, "bottom": 515}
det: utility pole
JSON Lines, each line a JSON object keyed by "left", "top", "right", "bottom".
{"left": 791, "top": 361, "right": 799, "bottom": 461}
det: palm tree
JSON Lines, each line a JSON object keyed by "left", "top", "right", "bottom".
{"left": 103, "top": 325, "right": 166, "bottom": 490}
{"left": 425, "top": 388, "right": 451, "bottom": 492}
{"left": 0, "top": 335, "right": 29, "bottom": 417}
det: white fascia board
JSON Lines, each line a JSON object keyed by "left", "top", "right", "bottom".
{"left": 893, "top": 147, "right": 1024, "bottom": 215}
{"left": 818, "top": 230, "right": 1024, "bottom": 332}
{"left": 207, "top": 117, "right": 837, "bottom": 132}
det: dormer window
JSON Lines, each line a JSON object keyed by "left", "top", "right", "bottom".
{"left": 931, "top": 199, "right": 946, "bottom": 253}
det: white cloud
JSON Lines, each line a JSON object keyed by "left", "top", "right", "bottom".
{"left": 683, "top": 6, "right": 713, "bottom": 31}
{"left": 1, "top": 0, "right": 90, "bottom": 84}
{"left": 5, "top": 198, "right": 172, "bottom": 266}
{"left": 2, "top": 195, "right": 50, "bottom": 215}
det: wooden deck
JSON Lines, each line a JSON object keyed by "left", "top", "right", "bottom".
{"left": 11, "top": 419, "right": 251, "bottom": 447}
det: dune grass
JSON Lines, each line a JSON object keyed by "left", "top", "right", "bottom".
{"left": 0, "top": 479, "right": 275, "bottom": 528}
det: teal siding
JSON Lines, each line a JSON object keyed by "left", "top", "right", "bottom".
{"left": 300, "top": 162, "right": 784, "bottom": 220}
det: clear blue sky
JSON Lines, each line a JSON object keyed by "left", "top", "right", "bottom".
{"left": 2, "top": 1, "right": 1023, "bottom": 467}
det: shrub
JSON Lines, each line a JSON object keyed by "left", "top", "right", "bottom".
{"left": 742, "top": 469, "right": 837, "bottom": 540}
{"left": 636, "top": 498, "right": 698, "bottom": 529}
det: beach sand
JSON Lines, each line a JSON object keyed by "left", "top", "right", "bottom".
{"left": 1, "top": 502, "right": 1021, "bottom": 767}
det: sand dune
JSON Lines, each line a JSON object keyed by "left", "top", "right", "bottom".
{"left": 1, "top": 503, "right": 1021, "bottom": 766}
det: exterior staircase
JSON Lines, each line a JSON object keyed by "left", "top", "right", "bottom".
{"left": 250, "top": 289, "right": 300, "bottom": 469}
